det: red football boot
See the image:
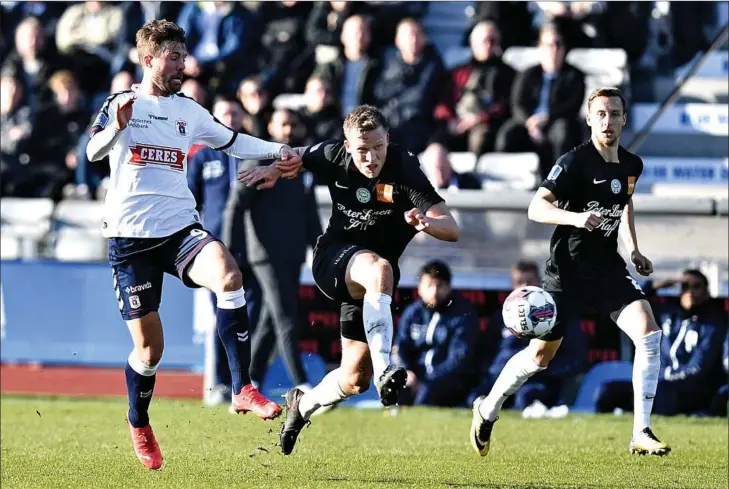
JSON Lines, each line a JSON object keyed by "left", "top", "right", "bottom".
{"left": 128, "top": 422, "right": 163, "bottom": 470}
{"left": 231, "top": 384, "right": 282, "bottom": 419}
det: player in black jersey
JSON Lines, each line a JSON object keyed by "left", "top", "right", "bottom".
{"left": 239, "top": 105, "right": 460, "bottom": 455}
{"left": 470, "top": 88, "right": 670, "bottom": 458}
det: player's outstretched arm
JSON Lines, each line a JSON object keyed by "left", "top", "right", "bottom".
{"left": 528, "top": 187, "right": 603, "bottom": 230}
{"left": 237, "top": 163, "right": 283, "bottom": 190}
{"left": 621, "top": 197, "right": 653, "bottom": 276}
{"left": 404, "top": 203, "right": 459, "bottom": 242}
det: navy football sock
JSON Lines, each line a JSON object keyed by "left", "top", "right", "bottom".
{"left": 216, "top": 288, "right": 251, "bottom": 394}
{"left": 125, "top": 353, "right": 158, "bottom": 428}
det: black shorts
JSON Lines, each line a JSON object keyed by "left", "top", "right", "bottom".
{"left": 312, "top": 240, "right": 400, "bottom": 343}
{"left": 108, "top": 224, "right": 218, "bottom": 320}
{"left": 540, "top": 269, "right": 646, "bottom": 341}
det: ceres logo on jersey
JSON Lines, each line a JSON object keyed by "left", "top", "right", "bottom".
{"left": 129, "top": 144, "right": 185, "bottom": 171}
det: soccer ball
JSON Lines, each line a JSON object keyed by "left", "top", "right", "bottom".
{"left": 502, "top": 286, "right": 557, "bottom": 339}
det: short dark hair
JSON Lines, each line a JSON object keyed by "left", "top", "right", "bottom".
{"left": 682, "top": 269, "right": 709, "bottom": 288}
{"left": 420, "top": 260, "right": 452, "bottom": 284}
{"left": 587, "top": 87, "right": 627, "bottom": 114}
{"left": 512, "top": 260, "right": 540, "bottom": 276}
{"left": 343, "top": 105, "right": 389, "bottom": 135}
{"left": 136, "top": 20, "right": 186, "bottom": 60}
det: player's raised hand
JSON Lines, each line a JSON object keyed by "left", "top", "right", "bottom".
{"left": 631, "top": 251, "right": 654, "bottom": 276}
{"left": 115, "top": 95, "right": 136, "bottom": 131}
{"left": 238, "top": 164, "right": 282, "bottom": 190}
{"left": 275, "top": 145, "right": 302, "bottom": 179}
{"left": 404, "top": 208, "right": 430, "bottom": 231}
{"left": 573, "top": 211, "right": 603, "bottom": 231}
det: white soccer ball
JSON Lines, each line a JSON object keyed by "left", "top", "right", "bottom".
{"left": 502, "top": 286, "right": 557, "bottom": 339}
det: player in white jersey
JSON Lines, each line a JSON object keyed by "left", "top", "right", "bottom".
{"left": 85, "top": 20, "right": 301, "bottom": 471}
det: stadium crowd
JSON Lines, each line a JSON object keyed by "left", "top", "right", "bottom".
{"left": 0, "top": 1, "right": 721, "bottom": 201}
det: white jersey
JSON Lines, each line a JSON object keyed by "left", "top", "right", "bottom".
{"left": 89, "top": 87, "right": 280, "bottom": 238}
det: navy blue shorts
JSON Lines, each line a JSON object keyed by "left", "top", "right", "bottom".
{"left": 108, "top": 224, "right": 218, "bottom": 320}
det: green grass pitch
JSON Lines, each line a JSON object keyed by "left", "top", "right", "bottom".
{"left": 1, "top": 395, "right": 726, "bottom": 489}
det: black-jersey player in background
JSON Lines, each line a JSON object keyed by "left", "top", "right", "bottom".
{"left": 239, "top": 105, "right": 460, "bottom": 455}
{"left": 470, "top": 87, "right": 671, "bottom": 457}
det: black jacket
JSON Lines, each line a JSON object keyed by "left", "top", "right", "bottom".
{"left": 510, "top": 63, "right": 586, "bottom": 125}
{"left": 315, "top": 54, "right": 381, "bottom": 109}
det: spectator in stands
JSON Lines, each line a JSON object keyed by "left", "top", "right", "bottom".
{"left": 55, "top": 1, "right": 123, "bottom": 95}
{"left": 222, "top": 106, "right": 321, "bottom": 393}
{"left": 396, "top": 260, "right": 478, "bottom": 407}
{"left": 113, "top": 2, "right": 183, "bottom": 78}
{"left": 181, "top": 78, "right": 208, "bottom": 108}
{"left": 187, "top": 96, "right": 263, "bottom": 405}
{"left": 176, "top": 2, "right": 257, "bottom": 94}
{"left": 365, "top": 1, "right": 426, "bottom": 54}
{"left": 301, "top": 75, "right": 343, "bottom": 145}
{"left": 237, "top": 76, "right": 274, "bottom": 139}
{"left": 420, "top": 143, "right": 482, "bottom": 191}
{"left": 2, "top": 16, "right": 62, "bottom": 110}
{"left": 1, "top": 75, "right": 32, "bottom": 196}
{"left": 653, "top": 270, "right": 727, "bottom": 416}
{"left": 530, "top": 2, "right": 605, "bottom": 49}
{"left": 46, "top": 70, "right": 90, "bottom": 199}
{"left": 72, "top": 71, "right": 133, "bottom": 200}
{"left": 495, "top": 23, "right": 585, "bottom": 179}
{"left": 1, "top": 2, "right": 68, "bottom": 59}
{"left": 257, "top": 1, "right": 315, "bottom": 94}
{"left": 305, "top": 1, "right": 370, "bottom": 49}
{"left": 374, "top": 18, "right": 447, "bottom": 154}
{"left": 709, "top": 330, "right": 728, "bottom": 417}
{"left": 434, "top": 21, "right": 516, "bottom": 156}
{"left": 465, "top": 2, "right": 535, "bottom": 50}
{"left": 468, "top": 260, "right": 587, "bottom": 409}
{"left": 316, "top": 14, "right": 380, "bottom": 118}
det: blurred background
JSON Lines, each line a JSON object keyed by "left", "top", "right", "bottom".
{"left": 1, "top": 1, "right": 727, "bottom": 418}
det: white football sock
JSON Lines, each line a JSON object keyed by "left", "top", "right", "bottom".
{"left": 297, "top": 368, "right": 349, "bottom": 419}
{"left": 363, "top": 292, "right": 394, "bottom": 380}
{"left": 632, "top": 330, "right": 661, "bottom": 435}
{"left": 478, "top": 348, "right": 545, "bottom": 421}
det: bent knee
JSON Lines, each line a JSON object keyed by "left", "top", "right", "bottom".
{"left": 138, "top": 345, "right": 163, "bottom": 367}
{"left": 221, "top": 268, "right": 243, "bottom": 292}
{"left": 341, "top": 373, "right": 372, "bottom": 395}
{"left": 532, "top": 349, "right": 557, "bottom": 368}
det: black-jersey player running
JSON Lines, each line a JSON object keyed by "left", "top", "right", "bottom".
{"left": 239, "top": 105, "right": 460, "bottom": 455}
{"left": 470, "top": 87, "right": 670, "bottom": 457}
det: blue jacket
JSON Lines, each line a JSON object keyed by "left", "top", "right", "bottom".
{"left": 176, "top": 3, "right": 255, "bottom": 72}
{"left": 187, "top": 146, "right": 240, "bottom": 246}
{"left": 396, "top": 294, "right": 478, "bottom": 383}
{"left": 659, "top": 302, "right": 727, "bottom": 386}
{"left": 488, "top": 312, "right": 587, "bottom": 381}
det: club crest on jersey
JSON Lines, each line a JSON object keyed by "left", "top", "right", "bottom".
{"left": 547, "top": 165, "right": 562, "bottom": 181}
{"left": 129, "top": 144, "right": 185, "bottom": 171}
{"left": 376, "top": 183, "right": 394, "bottom": 203}
{"left": 627, "top": 176, "right": 636, "bottom": 195}
{"left": 356, "top": 188, "right": 371, "bottom": 203}
{"left": 610, "top": 179, "right": 621, "bottom": 194}
{"left": 175, "top": 119, "right": 188, "bottom": 137}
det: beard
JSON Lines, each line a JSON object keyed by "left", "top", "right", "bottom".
{"left": 153, "top": 70, "right": 182, "bottom": 95}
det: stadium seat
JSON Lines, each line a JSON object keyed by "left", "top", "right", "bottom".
{"left": 259, "top": 353, "right": 328, "bottom": 399}
{"left": 566, "top": 48, "right": 627, "bottom": 74}
{"left": 52, "top": 200, "right": 105, "bottom": 230}
{"left": 476, "top": 152, "right": 540, "bottom": 190}
{"left": 0, "top": 233, "right": 21, "bottom": 260}
{"left": 571, "top": 361, "right": 633, "bottom": 413}
{"left": 443, "top": 46, "right": 473, "bottom": 69}
{"left": 502, "top": 47, "right": 540, "bottom": 72}
{"left": 0, "top": 198, "right": 55, "bottom": 259}
{"left": 449, "top": 151, "right": 478, "bottom": 174}
{"left": 272, "top": 93, "right": 306, "bottom": 110}
{"left": 50, "top": 201, "right": 106, "bottom": 262}
{"left": 54, "top": 228, "right": 107, "bottom": 262}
